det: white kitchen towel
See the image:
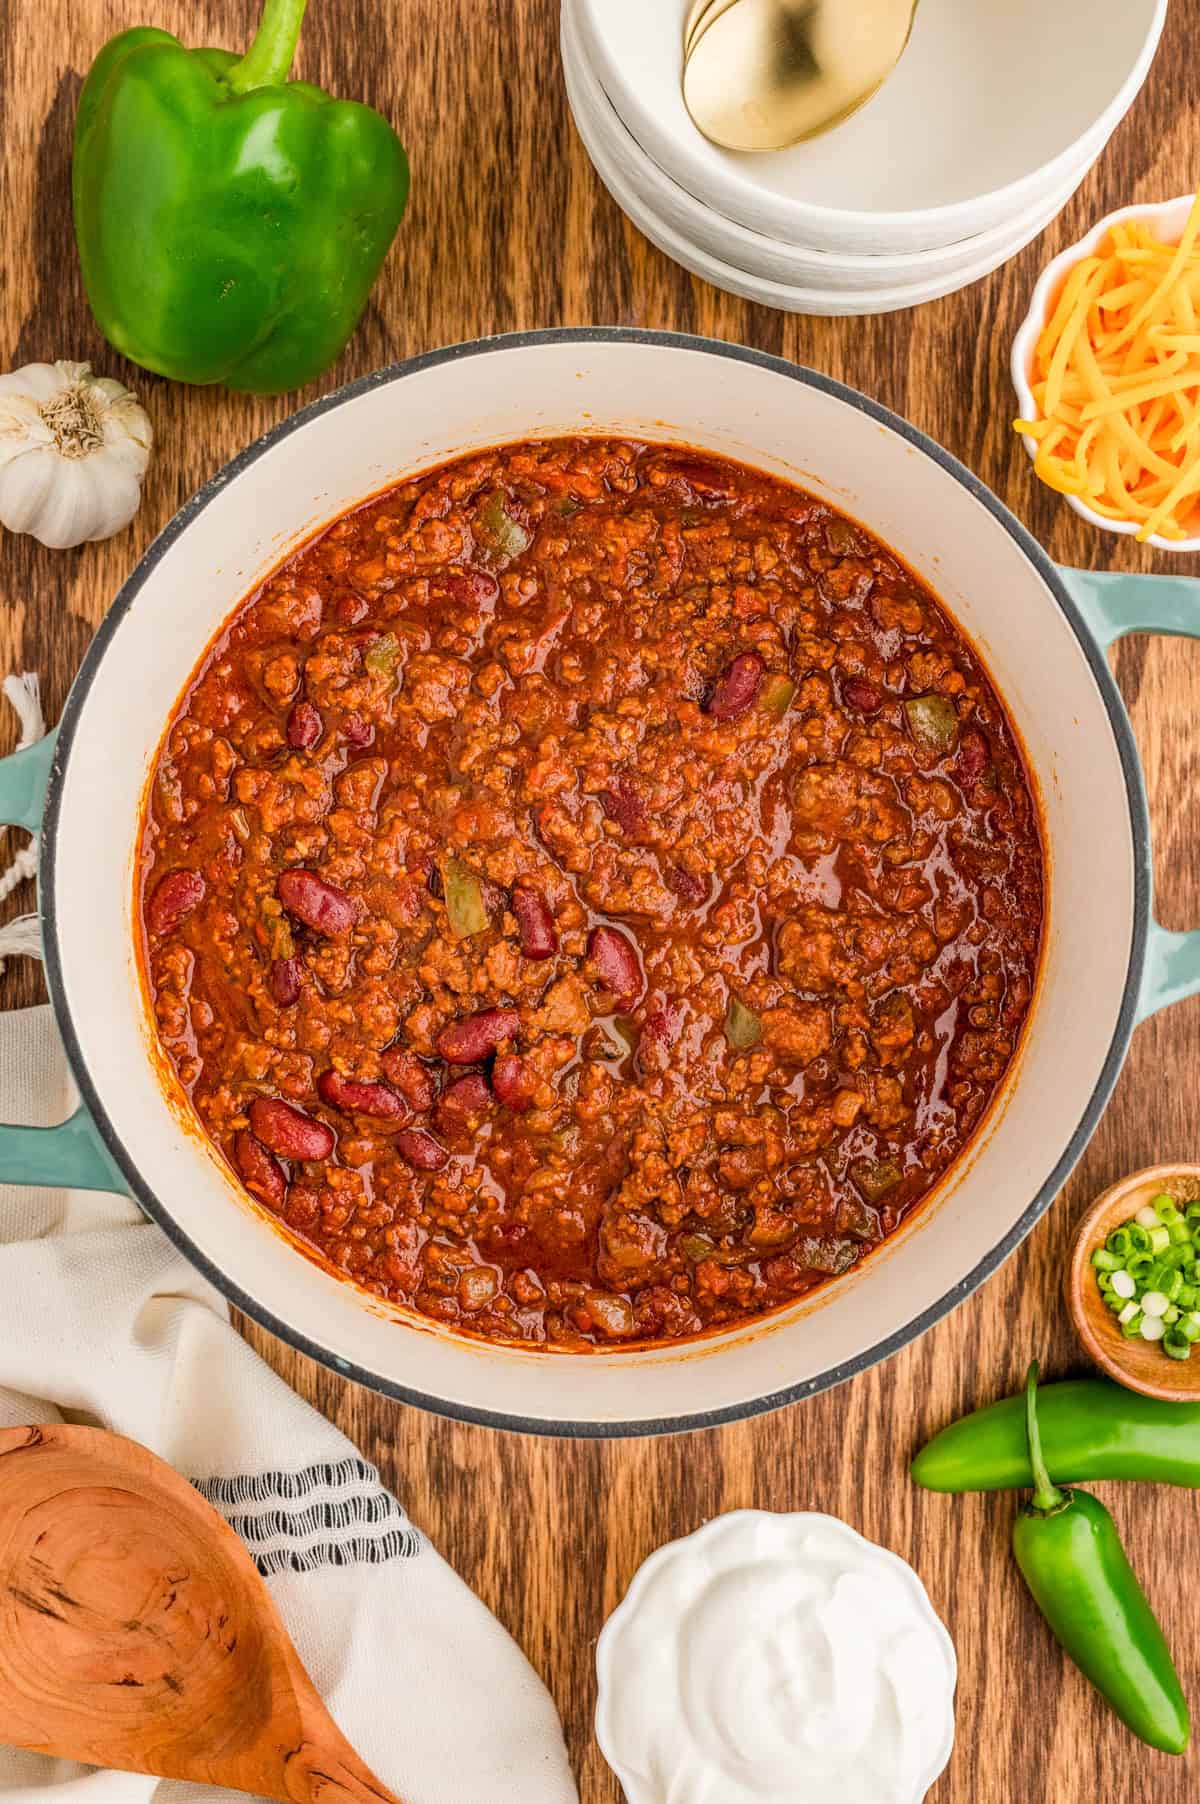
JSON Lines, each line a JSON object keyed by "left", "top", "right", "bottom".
{"left": 0, "top": 1005, "right": 578, "bottom": 1804}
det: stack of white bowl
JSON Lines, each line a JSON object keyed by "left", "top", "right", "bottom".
{"left": 562, "top": 0, "right": 1167, "bottom": 316}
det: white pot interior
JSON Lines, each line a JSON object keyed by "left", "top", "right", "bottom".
{"left": 47, "top": 337, "right": 1137, "bottom": 1429}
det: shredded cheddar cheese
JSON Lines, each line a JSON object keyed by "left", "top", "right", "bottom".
{"left": 1015, "top": 189, "right": 1200, "bottom": 541}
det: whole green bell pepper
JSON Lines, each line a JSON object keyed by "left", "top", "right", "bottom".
{"left": 72, "top": 0, "right": 409, "bottom": 394}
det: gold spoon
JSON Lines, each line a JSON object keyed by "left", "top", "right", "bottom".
{"left": 0, "top": 1423, "right": 404, "bottom": 1803}
{"left": 683, "top": 0, "right": 738, "bottom": 55}
{"left": 683, "top": 0, "right": 919, "bottom": 153}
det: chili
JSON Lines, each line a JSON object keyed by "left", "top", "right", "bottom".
{"left": 138, "top": 437, "right": 1044, "bottom": 1349}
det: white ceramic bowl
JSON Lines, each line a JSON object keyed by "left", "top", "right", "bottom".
{"left": 1011, "top": 194, "right": 1200, "bottom": 554}
{"left": 594, "top": 1512, "right": 957, "bottom": 1804}
{"left": 563, "top": 0, "right": 1100, "bottom": 298}
{"left": 572, "top": 0, "right": 1167, "bottom": 255}
{"left": 6, "top": 332, "right": 1199, "bottom": 1433}
{"left": 563, "top": 18, "right": 1083, "bottom": 316}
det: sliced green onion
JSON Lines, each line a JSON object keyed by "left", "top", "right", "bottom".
{"left": 1092, "top": 1203, "right": 1200, "bottom": 1363}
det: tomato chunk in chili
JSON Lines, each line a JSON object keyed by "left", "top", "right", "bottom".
{"left": 138, "top": 438, "right": 1044, "bottom": 1350}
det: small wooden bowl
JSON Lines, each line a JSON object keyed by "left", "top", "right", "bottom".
{"left": 1068, "top": 1163, "right": 1200, "bottom": 1400}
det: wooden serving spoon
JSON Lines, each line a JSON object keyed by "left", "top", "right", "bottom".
{"left": 0, "top": 1423, "right": 403, "bottom": 1803}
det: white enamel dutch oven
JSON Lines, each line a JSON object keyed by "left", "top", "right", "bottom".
{"left": 4, "top": 331, "right": 1199, "bottom": 1436}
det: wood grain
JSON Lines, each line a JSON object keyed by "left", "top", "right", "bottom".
{"left": 1, "top": 3, "right": 1198, "bottom": 1799}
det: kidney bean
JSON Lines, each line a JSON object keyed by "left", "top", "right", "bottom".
{"left": 493, "top": 1054, "right": 538, "bottom": 1112}
{"left": 512, "top": 885, "right": 557, "bottom": 959}
{"left": 380, "top": 1047, "right": 438, "bottom": 1110}
{"left": 335, "top": 592, "right": 369, "bottom": 625}
{"left": 666, "top": 864, "right": 708, "bottom": 907}
{"left": 317, "top": 1070, "right": 408, "bottom": 1120}
{"left": 588, "top": 925, "right": 644, "bottom": 1008}
{"left": 842, "top": 678, "right": 882, "bottom": 713}
{"left": 601, "top": 774, "right": 646, "bottom": 837}
{"left": 234, "top": 1130, "right": 285, "bottom": 1210}
{"left": 396, "top": 1128, "right": 449, "bottom": 1172}
{"left": 270, "top": 956, "right": 302, "bottom": 1006}
{"left": 706, "top": 653, "right": 765, "bottom": 720}
{"left": 277, "top": 869, "right": 358, "bottom": 935}
{"left": 956, "top": 729, "right": 990, "bottom": 785}
{"left": 248, "top": 1096, "right": 335, "bottom": 1162}
{"left": 286, "top": 700, "right": 322, "bottom": 750}
{"left": 449, "top": 568, "right": 500, "bottom": 608}
{"left": 660, "top": 458, "right": 734, "bottom": 497}
{"left": 436, "top": 1007, "right": 521, "bottom": 1064}
{"left": 147, "top": 869, "right": 205, "bottom": 936}
{"left": 342, "top": 714, "right": 374, "bottom": 747}
{"left": 435, "top": 1073, "right": 494, "bottom": 1133}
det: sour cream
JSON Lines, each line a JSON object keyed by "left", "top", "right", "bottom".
{"left": 595, "top": 1511, "right": 956, "bottom": 1804}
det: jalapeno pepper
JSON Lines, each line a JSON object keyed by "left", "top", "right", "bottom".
{"left": 1011, "top": 1363, "right": 1190, "bottom": 1755}
{"left": 911, "top": 1378, "right": 1200, "bottom": 1492}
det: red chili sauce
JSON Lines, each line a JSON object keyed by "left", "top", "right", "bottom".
{"left": 138, "top": 438, "right": 1044, "bottom": 1349}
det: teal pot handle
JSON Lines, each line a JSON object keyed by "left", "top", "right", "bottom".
{"left": 1059, "top": 568, "right": 1200, "bottom": 1025}
{"left": 0, "top": 730, "right": 128, "bottom": 1194}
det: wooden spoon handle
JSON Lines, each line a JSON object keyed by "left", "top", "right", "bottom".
{"left": 282, "top": 1741, "right": 405, "bottom": 1804}
{"left": 275, "top": 1689, "right": 405, "bottom": 1804}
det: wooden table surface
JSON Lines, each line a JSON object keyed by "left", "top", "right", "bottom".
{"left": 2, "top": 2, "right": 1199, "bottom": 1798}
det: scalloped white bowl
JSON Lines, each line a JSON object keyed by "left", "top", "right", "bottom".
{"left": 1011, "top": 194, "right": 1200, "bottom": 555}
{"left": 595, "top": 1512, "right": 957, "bottom": 1804}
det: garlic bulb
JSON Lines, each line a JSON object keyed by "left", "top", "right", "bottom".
{"left": 0, "top": 360, "right": 152, "bottom": 550}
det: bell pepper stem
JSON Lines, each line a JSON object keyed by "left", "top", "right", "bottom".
{"left": 226, "top": 0, "right": 310, "bottom": 94}
{"left": 1024, "top": 1360, "right": 1067, "bottom": 1514}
